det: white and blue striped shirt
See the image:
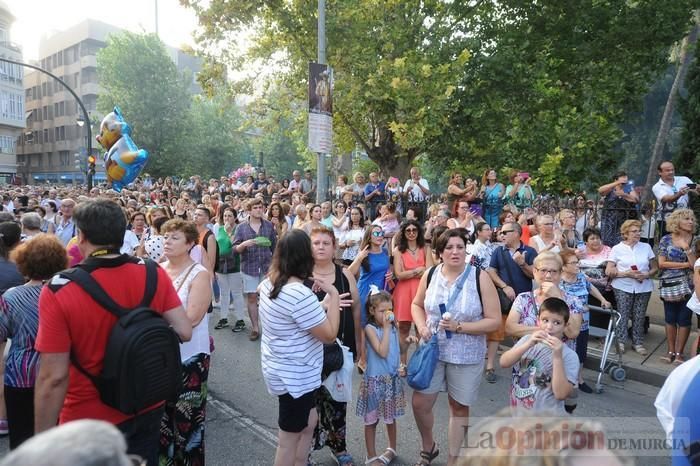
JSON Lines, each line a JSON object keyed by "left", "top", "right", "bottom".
{"left": 259, "top": 280, "right": 326, "bottom": 399}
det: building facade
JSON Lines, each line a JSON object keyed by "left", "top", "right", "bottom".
{"left": 0, "top": 1, "right": 25, "bottom": 184}
{"left": 16, "top": 19, "right": 200, "bottom": 185}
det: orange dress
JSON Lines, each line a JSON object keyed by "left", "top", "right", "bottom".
{"left": 393, "top": 248, "right": 427, "bottom": 322}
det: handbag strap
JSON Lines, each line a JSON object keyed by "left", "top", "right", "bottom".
{"left": 335, "top": 264, "right": 347, "bottom": 342}
{"left": 444, "top": 262, "right": 472, "bottom": 312}
{"left": 175, "top": 264, "right": 197, "bottom": 293}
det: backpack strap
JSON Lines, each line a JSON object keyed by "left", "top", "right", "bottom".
{"left": 426, "top": 265, "right": 436, "bottom": 286}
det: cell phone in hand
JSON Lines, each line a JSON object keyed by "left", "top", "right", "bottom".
{"left": 630, "top": 265, "right": 638, "bottom": 271}
{"left": 687, "top": 183, "right": 697, "bottom": 190}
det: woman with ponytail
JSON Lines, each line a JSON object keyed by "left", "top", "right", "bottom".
{"left": 258, "top": 230, "right": 341, "bottom": 466}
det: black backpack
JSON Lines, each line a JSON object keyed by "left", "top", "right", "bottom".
{"left": 63, "top": 258, "right": 183, "bottom": 414}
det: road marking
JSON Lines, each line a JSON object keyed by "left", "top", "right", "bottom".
{"left": 208, "top": 395, "right": 278, "bottom": 448}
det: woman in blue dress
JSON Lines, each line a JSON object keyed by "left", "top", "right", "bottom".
{"left": 348, "top": 224, "right": 393, "bottom": 371}
{"left": 479, "top": 168, "right": 505, "bottom": 228}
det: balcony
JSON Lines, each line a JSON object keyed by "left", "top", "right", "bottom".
{"left": 80, "top": 82, "right": 100, "bottom": 96}
{"left": 54, "top": 140, "right": 71, "bottom": 151}
{"left": 80, "top": 55, "right": 97, "bottom": 69}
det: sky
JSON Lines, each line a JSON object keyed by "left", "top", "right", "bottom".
{"left": 7, "top": 0, "right": 200, "bottom": 60}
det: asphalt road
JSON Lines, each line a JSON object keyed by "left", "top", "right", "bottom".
{"left": 0, "top": 319, "right": 672, "bottom": 465}
{"left": 204, "top": 321, "right": 670, "bottom": 466}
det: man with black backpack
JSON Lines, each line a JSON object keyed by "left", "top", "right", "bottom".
{"left": 34, "top": 199, "right": 192, "bottom": 465}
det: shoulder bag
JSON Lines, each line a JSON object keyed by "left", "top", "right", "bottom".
{"left": 659, "top": 271, "right": 692, "bottom": 302}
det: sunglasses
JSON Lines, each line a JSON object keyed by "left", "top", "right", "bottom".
{"left": 372, "top": 231, "right": 384, "bottom": 237}
{"left": 405, "top": 228, "right": 418, "bottom": 234}
{"left": 500, "top": 230, "right": 515, "bottom": 234}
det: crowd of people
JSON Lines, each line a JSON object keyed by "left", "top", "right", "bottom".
{"left": 0, "top": 160, "right": 697, "bottom": 465}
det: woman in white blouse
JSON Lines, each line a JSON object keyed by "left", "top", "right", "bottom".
{"left": 605, "top": 219, "right": 658, "bottom": 356}
{"left": 411, "top": 229, "right": 500, "bottom": 466}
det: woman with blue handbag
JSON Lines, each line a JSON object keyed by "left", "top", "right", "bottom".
{"left": 410, "top": 229, "right": 501, "bottom": 466}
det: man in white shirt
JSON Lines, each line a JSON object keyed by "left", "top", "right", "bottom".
{"left": 51, "top": 198, "right": 77, "bottom": 247}
{"left": 652, "top": 161, "right": 699, "bottom": 234}
{"left": 288, "top": 170, "right": 302, "bottom": 193}
{"left": 403, "top": 166, "right": 430, "bottom": 202}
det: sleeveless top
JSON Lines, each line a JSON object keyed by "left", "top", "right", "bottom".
{"left": 171, "top": 262, "right": 210, "bottom": 362}
{"left": 424, "top": 264, "right": 485, "bottom": 364}
{"left": 365, "top": 325, "right": 400, "bottom": 377}
{"left": 307, "top": 265, "right": 357, "bottom": 357}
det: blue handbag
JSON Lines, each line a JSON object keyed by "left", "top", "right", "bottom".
{"left": 406, "top": 334, "right": 439, "bottom": 390}
{"left": 406, "top": 264, "right": 472, "bottom": 390}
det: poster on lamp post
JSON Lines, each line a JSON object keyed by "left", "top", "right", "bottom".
{"left": 308, "top": 62, "right": 333, "bottom": 153}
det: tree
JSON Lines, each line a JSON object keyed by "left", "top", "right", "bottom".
{"left": 644, "top": 15, "right": 699, "bottom": 199}
{"left": 182, "top": 95, "right": 252, "bottom": 180}
{"left": 97, "top": 32, "right": 193, "bottom": 177}
{"left": 242, "top": 82, "right": 308, "bottom": 178}
{"left": 676, "top": 37, "right": 700, "bottom": 179}
{"left": 184, "top": 0, "right": 696, "bottom": 189}
{"left": 443, "top": 2, "right": 697, "bottom": 192}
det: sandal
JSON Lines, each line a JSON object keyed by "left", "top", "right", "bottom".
{"left": 414, "top": 442, "right": 439, "bottom": 466}
{"left": 398, "top": 364, "right": 407, "bottom": 377}
{"left": 660, "top": 352, "right": 675, "bottom": 364}
{"left": 377, "top": 447, "right": 397, "bottom": 465}
{"left": 673, "top": 354, "right": 685, "bottom": 366}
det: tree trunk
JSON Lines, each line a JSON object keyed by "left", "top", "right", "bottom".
{"left": 366, "top": 124, "right": 416, "bottom": 181}
{"left": 643, "top": 19, "right": 699, "bottom": 202}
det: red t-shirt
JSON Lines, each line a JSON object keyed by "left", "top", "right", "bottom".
{"left": 35, "top": 255, "right": 182, "bottom": 426}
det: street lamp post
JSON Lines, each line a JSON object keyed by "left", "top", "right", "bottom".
{"left": 0, "top": 57, "right": 95, "bottom": 190}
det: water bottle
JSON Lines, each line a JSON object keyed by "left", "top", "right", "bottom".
{"left": 439, "top": 304, "right": 452, "bottom": 339}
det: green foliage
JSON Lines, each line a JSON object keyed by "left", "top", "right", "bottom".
{"left": 242, "top": 83, "right": 307, "bottom": 178}
{"left": 620, "top": 66, "right": 683, "bottom": 183}
{"left": 442, "top": 1, "right": 696, "bottom": 193}
{"left": 677, "top": 38, "right": 700, "bottom": 179}
{"left": 182, "top": 95, "right": 251, "bottom": 179}
{"left": 97, "top": 32, "right": 192, "bottom": 176}
{"left": 183, "top": 0, "right": 695, "bottom": 191}
{"left": 97, "top": 31, "right": 251, "bottom": 180}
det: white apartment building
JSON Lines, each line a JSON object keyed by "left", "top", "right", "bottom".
{"left": 0, "top": 1, "right": 25, "bottom": 184}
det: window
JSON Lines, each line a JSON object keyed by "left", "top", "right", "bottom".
{"left": 25, "top": 89, "right": 31, "bottom": 101}
{"left": 37, "top": 131, "right": 43, "bottom": 144}
{"left": 54, "top": 127, "right": 59, "bottom": 141}
{"left": 32, "top": 87, "right": 37, "bottom": 100}
{"left": 47, "top": 152, "right": 53, "bottom": 167}
{"left": 60, "top": 151, "right": 69, "bottom": 166}
{"left": 43, "top": 129, "right": 48, "bottom": 143}
{"left": 41, "top": 82, "right": 47, "bottom": 96}
{"left": 60, "top": 126, "right": 65, "bottom": 140}
{"left": 0, "top": 135, "right": 16, "bottom": 154}
{"left": 59, "top": 101, "right": 65, "bottom": 116}
{"left": 57, "top": 52, "right": 63, "bottom": 66}
{"left": 47, "top": 106, "right": 53, "bottom": 120}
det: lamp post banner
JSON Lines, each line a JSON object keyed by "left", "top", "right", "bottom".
{"left": 308, "top": 62, "right": 333, "bottom": 153}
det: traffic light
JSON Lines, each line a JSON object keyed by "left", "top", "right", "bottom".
{"left": 87, "top": 154, "right": 96, "bottom": 175}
